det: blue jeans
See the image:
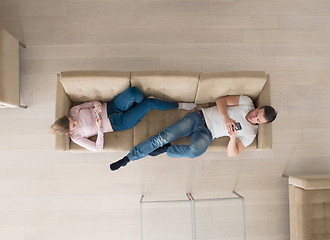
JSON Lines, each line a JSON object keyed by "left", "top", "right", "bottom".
{"left": 107, "top": 87, "right": 178, "bottom": 131}
{"left": 127, "top": 111, "right": 213, "bottom": 160}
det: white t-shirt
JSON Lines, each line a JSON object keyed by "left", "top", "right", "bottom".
{"left": 201, "top": 95, "right": 258, "bottom": 148}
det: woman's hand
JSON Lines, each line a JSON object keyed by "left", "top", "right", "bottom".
{"left": 94, "top": 104, "right": 102, "bottom": 115}
{"left": 96, "top": 115, "right": 102, "bottom": 130}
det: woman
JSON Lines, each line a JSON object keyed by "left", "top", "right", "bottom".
{"left": 50, "top": 87, "right": 196, "bottom": 151}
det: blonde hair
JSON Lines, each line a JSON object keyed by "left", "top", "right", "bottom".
{"left": 50, "top": 116, "right": 70, "bottom": 134}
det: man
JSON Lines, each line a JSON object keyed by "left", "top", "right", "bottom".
{"left": 110, "top": 95, "right": 277, "bottom": 171}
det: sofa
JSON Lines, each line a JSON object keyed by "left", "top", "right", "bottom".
{"left": 288, "top": 175, "right": 330, "bottom": 240}
{"left": 0, "top": 28, "right": 25, "bottom": 108}
{"left": 54, "top": 70, "right": 272, "bottom": 152}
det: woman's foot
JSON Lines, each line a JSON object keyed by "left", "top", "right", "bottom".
{"left": 149, "top": 143, "right": 171, "bottom": 156}
{"left": 178, "top": 102, "right": 197, "bottom": 110}
{"left": 110, "top": 156, "right": 130, "bottom": 171}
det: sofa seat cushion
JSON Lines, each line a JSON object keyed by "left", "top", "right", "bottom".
{"left": 196, "top": 71, "right": 267, "bottom": 104}
{"left": 133, "top": 109, "right": 189, "bottom": 146}
{"left": 69, "top": 128, "right": 134, "bottom": 152}
{"left": 60, "top": 71, "right": 130, "bottom": 102}
{"left": 172, "top": 131, "right": 256, "bottom": 151}
{"left": 131, "top": 71, "right": 199, "bottom": 102}
{"left": 290, "top": 186, "right": 330, "bottom": 240}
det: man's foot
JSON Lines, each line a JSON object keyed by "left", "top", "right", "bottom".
{"left": 178, "top": 102, "right": 197, "bottom": 111}
{"left": 110, "top": 156, "right": 130, "bottom": 171}
{"left": 149, "top": 143, "right": 171, "bottom": 156}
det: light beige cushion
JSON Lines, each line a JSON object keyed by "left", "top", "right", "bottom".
{"left": 131, "top": 71, "right": 199, "bottom": 102}
{"left": 70, "top": 129, "right": 134, "bottom": 152}
{"left": 209, "top": 137, "right": 256, "bottom": 151}
{"left": 133, "top": 109, "right": 189, "bottom": 146}
{"left": 60, "top": 71, "right": 130, "bottom": 102}
{"left": 172, "top": 133, "right": 256, "bottom": 151}
{"left": 54, "top": 75, "right": 72, "bottom": 151}
{"left": 195, "top": 71, "right": 267, "bottom": 104}
{"left": 0, "top": 28, "right": 20, "bottom": 107}
{"left": 255, "top": 76, "right": 272, "bottom": 150}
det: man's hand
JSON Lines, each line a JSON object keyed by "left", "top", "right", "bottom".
{"left": 224, "top": 116, "right": 236, "bottom": 132}
{"left": 228, "top": 122, "right": 237, "bottom": 139}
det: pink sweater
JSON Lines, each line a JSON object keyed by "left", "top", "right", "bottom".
{"left": 69, "top": 101, "right": 110, "bottom": 151}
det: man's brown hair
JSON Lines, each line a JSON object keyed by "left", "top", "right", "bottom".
{"left": 260, "top": 106, "right": 277, "bottom": 123}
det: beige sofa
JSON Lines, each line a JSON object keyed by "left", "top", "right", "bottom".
{"left": 0, "top": 28, "right": 25, "bottom": 108}
{"left": 288, "top": 175, "right": 330, "bottom": 240}
{"left": 54, "top": 70, "right": 272, "bottom": 152}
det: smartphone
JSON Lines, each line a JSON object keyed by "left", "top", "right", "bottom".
{"left": 234, "top": 122, "right": 242, "bottom": 131}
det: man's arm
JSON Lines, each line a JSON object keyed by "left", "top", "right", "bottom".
{"left": 227, "top": 136, "right": 245, "bottom": 157}
{"left": 219, "top": 95, "right": 245, "bottom": 157}
{"left": 216, "top": 95, "right": 240, "bottom": 131}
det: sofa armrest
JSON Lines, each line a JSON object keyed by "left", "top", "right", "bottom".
{"left": 55, "top": 74, "right": 72, "bottom": 151}
{"left": 256, "top": 75, "right": 272, "bottom": 150}
{"left": 289, "top": 175, "right": 330, "bottom": 190}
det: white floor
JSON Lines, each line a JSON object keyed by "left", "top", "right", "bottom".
{"left": 1, "top": 0, "right": 330, "bottom": 239}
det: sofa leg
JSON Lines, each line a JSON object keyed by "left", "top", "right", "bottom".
{"left": 282, "top": 174, "right": 289, "bottom": 178}
{"left": 19, "top": 41, "right": 26, "bottom": 48}
{"left": 19, "top": 104, "right": 27, "bottom": 109}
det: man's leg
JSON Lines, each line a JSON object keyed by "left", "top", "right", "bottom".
{"left": 127, "top": 112, "right": 199, "bottom": 160}
{"left": 148, "top": 143, "right": 171, "bottom": 156}
{"left": 110, "top": 86, "right": 145, "bottom": 111}
{"left": 166, "top": 126, "right": 212, "bottom": 158}
{"left": 110, "top": 112, "right": 200, "bottom": 170}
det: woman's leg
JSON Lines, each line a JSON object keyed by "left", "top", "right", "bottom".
{"left": 118, "top": 98, "right": 178, "bottom": 130}
{"left": 110, "top": 86, "right": 145, "bottom": 111}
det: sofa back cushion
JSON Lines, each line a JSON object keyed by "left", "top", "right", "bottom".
{"left": 133, "top": 109, "right": 188, "bottom": 147}
{"left": 195, "top": 71, "right": 267, "bottom": 104}
{"left": 60, "top": 71, "right": 130, "bottom": 102}
{"left": 131, "top": 71, "right": 199, "bottom": 102}
{"left": 55, "top": 75, "right": 72, "bottom": 151}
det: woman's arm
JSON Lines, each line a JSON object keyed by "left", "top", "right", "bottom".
{"left": 71, "top": 130, "right": 104, "bottom": 152}
{"left": 70, "top": 101, "right": 102, "bottom": 111}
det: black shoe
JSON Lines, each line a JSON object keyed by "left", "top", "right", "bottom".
{"left": 149, "top": 143, "right": 171, "bottom": 156}
{"left": 110, "top": 156, "right": 130, "bottom": 171}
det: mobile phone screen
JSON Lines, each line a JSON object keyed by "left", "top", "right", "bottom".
{"left": 235, "top": 122, "right": 242, "bottom": 130}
